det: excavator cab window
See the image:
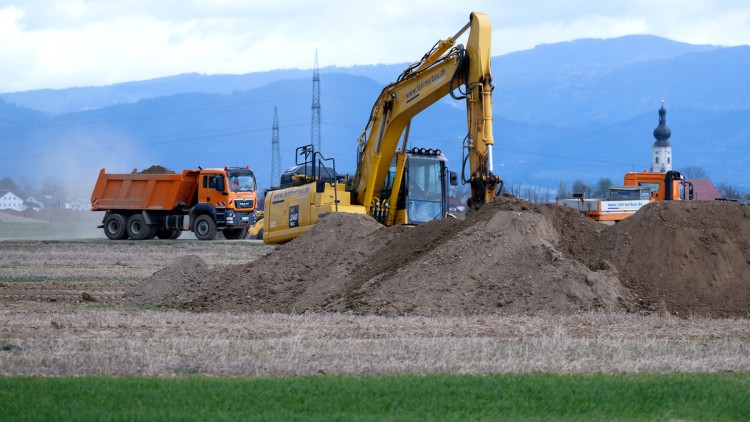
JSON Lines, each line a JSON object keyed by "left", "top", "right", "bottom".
{"left": 407, "top": 157, "right": 445, "bottom": 223}
{"left": 380, "top": 163, "right": 396, "bottom": 200}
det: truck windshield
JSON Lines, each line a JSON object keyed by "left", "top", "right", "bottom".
{"left": 227, "top": 171, "right": 256, "bottom": 193}
{"left": 637, "top": 182, "right": 660, "bottom": 199}
{"left": 407, "top": 157, "right": 444, "bottom": 224}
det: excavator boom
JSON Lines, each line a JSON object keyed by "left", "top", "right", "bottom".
{"left": 352, "top": 11, "right": 500, "bottom": 212}
{"left": 262, "top": 12, "right": 500, "bottom": 244}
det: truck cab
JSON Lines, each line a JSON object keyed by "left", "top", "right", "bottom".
{"left": 624, "top": 170, "right": 694, "bottom": 201}
{"left": 193, "top": 167, "right": 257, "bottom": 239}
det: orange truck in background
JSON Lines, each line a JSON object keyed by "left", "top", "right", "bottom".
{"left": 558, "top": 170, "right": 694, "bottom": 222}
{"left": 91, "top": 166, "right": 257, "bottom": 240}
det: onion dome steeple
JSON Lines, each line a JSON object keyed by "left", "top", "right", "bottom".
{"left": 652, "top": 101, "right": 671, "bottom": 147}
{"left": 650, "top": 100, "right": 673, "bottom": 172}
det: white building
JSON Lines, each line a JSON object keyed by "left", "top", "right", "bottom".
{"left": 0, "top": 190, "right": 24, "bottom": 211}
{"left": 24, "top": 196, "right": 44, "bottom": 211}
{"left": 651, "top": 102, "right": 672, "bottom": 172}
{"left": 63, "top": 198, "right": 89, "bottom": 211}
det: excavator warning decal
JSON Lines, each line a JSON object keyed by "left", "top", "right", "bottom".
{"left": 289, "top": 205, "right": 299, "bottom": 228}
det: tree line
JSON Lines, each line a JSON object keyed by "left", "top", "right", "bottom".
{"left": 0, "top": 177, "right": 72, "bottom": 201}
{"left": 506, "top": 166, "right": 750, "bottom": 204}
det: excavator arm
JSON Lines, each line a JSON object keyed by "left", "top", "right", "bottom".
{"left": 262, "top": 11, "right": 499, "bottom": 244}
{"left": 350, "top": 11, "right": 501, "bottom": 213}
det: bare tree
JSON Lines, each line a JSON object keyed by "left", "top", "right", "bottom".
{"left": 593, "top": 178, "right": 613, "bottom": 198}
{"left": 680, "top": 166, "right": 709, "bottom": 179}
{"left": 572, "top": 179, "right": 591, "bottom": 197}
{"left": 556, "top": 180, "right": 569, "bottom": 199}
{"left": 40, "top": 177, "right": 66, "bottom": 198}
{"left": 716, "top": 183, "right": 744, "bottom": 199}
{"left": 507, "top": 183, "right": 522, "bottom": 197}
{"left": 0, "top": 177, "right": 19, "bottom": 195}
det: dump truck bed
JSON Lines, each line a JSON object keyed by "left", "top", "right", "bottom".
{"left": 90, "top": 169, "right": 199, "bottom": 211}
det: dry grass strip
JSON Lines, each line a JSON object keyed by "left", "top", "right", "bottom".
{"left": 2, "top": 309, "right": 749, "bottom": 376}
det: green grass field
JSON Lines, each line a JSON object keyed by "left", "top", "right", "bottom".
{"left": 2, "top": 373, "right": 748, "bottom": 421}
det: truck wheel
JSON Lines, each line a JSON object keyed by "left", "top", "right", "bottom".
{"left": 103, "top": 213, "right": 128, "bottom": 240}
{"left": 222, "top": 228, "right": 247, "bottom": 240}
{"left": 127, "top": 214, "right": 156, "bottom": 240}
{"left": 255, "top": 228, "right": 263, "bottom": 240}
{"left": 193, "top": 215, "right": 217, "bottom": 240}
{"left": 156, "top": 229, "right": 181, "bottom": 240}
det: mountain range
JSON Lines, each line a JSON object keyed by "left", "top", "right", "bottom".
{"left": 1, "top": 34, "right": 748, "bottom": 195}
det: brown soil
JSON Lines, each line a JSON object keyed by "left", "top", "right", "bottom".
{"left": 0, "top": 281, "right": 133, "bottom": 304}
{"left": 124, "top": 197, "right": 750, "bottom": 317}
{"left": 599, "top": 200, "right": 750, "bottom": 317}
{"left": 138, "top": 165, "right": 176, "bottom": 174}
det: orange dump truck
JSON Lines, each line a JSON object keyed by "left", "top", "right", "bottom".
{"left": 91, "top": 166, "right": 257, "bottom": 240}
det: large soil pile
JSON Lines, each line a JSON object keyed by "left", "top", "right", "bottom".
{"left": 124, "top": 196, "right": 750, "bottom": 317}
{"left": 127, "top": 198, "right": 750, "bottom": 316}
{"left": 599, "top": 200, "right": 750, "bottom": 317}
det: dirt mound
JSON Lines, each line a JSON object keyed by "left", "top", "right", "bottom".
{"left": 335, "top": 209, "right": 627, "bottom": 316}
{"left": 125, "top": 196, "right": 750, "bottom": 317}
{"left": 138, "top": 165, "right": 176, "bottom": 174}
{"left": 599, "top": 200, "right": 750, "bottom": 317}
{"left": 122, "top": 255, "right": 212, "bottom": 307}
{"left": 131, "top": 199, "right": 628, "bottom": 316}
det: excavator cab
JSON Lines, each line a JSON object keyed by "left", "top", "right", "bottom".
{"left": 380, "top": 148, "right": 457, "bottom": 225}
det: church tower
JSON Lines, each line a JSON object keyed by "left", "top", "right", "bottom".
{"left": 651, "top": 101, "right": 672, "bottom": 172}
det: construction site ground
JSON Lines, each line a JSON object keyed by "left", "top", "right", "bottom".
{"left": 122, "top": 196, "right": 750, "bottom": 318}
{"left": 1, "top": 198, "right": 749, "bottom": 376}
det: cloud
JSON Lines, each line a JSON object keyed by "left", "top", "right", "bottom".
{"left": 0, "top": 0, "right": 749, "bottom": 92}
{"left": 0, "top": 7, "right": 38, "bottom": 87}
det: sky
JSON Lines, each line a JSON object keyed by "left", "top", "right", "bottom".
{"left": 1, "top": 0, "right": 749, "bottom": 93}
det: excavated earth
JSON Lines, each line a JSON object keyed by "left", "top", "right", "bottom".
{"left": 124, "top": 197, "right": 750, "bottom": 318}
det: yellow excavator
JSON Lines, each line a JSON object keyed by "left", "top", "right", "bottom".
{"left": 263, "top": 11, "right": 501, "bottom": 244}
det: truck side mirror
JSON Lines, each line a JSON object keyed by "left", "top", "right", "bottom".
{"left": 449, "top": 171, "right": 458, "bottom": 186}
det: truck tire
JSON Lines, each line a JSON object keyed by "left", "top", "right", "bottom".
{"left": 193, "top": 215, "right": 217, "bottom": 240}
{"left": 222, "top": 228, "right": 247, "bottom": 240}
{"left": 103, "top": 213, "right": 128, "bottom": 240}
{"left": 127, "top": 214, "right": 156, "bottom": 240}
{"left": 255, "top": 228, "right": 263, "bottom": 240}
{"left": 156, "top": 229, "right": 181, "bottom": 240}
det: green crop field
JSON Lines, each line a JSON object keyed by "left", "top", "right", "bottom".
{"left": 2, "top": 373, "right": 749, "bottom": 421}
